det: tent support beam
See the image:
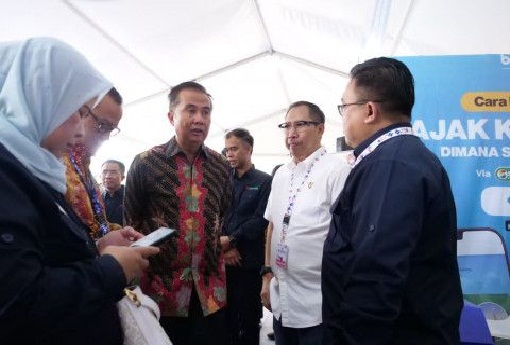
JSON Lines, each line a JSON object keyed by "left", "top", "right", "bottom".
{"left": 62, "top": 0, "right": 170, "bottom": 88}
{"left": 125, "top": 50, "right": 349, "bottom": 108}
{"left": 208, "top": 107, "right": 287, "bottom": 139}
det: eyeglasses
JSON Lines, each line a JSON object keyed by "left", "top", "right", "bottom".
{"left": 83, "top": 105, "right": 120, "bottom": 136}
{"left": 337, "top": 100, "right": 384, "bottom": 116}
{"left": 277, "top": 120, "right": 320, "bottom": 131}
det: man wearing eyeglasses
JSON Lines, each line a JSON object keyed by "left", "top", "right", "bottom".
{"left": 321, "top": 57, "right": 462, "bottom": 345}
{"left": 261, "top": 101, "right": 351, "bottom": 344}
{"left": 63, "top": 87, "right": 124, "bottom": 238}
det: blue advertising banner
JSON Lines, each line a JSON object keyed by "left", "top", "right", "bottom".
{"left": 400, "top": 55, "right": 510, "bottom": 247}
{"left": 399, "top": 55, "right": 510, "bottom": 324}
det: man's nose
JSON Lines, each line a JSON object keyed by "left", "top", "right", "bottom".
{"left": 287, "top": 127, "right": 298, "bottom": 137}
{"left": 192, "top": 113, "right": 206, "bottom": 123}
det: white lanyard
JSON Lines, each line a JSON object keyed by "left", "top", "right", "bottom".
{"left": 280, "top": 147, "right": 326, "bottom": 243}
{"left": 351, "top": 126, "right": 414, "bottom": 169}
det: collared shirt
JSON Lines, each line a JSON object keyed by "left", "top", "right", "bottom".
{"left": 264, "top": 147, "right": 351, "bottom": 328}
{"left": 322, "top": 123, "right": 463, "bottom": 344}
{"left": 222, "top": 166, "right": 272, "bottom": 269}
{"left": 103, "top": 185, "right": 124, "bottom": 225}
{"left": 124, "top": 136, "right": 232, "bottom": 317}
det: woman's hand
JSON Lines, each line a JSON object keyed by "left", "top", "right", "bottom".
{"left": 101, "top": 245, "right": 159, "bottom": 283}
{"left": 96, "top": 226, "right": 144, "bottom": 252}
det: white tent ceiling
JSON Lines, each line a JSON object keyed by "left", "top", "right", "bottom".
{"left": 2, "top": 0, "right": 510, "bottom": 174}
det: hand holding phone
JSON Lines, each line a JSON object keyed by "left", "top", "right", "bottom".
{"left": 130, "top": 227, "right": 177, "bottom": 247}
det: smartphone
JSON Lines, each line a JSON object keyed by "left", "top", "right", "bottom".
{"left": 130, "top": 227, "right": 177, "bottom": 247}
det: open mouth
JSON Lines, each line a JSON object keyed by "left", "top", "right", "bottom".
{"left": 191, "top": 128, "right": 204, "bottom": 135}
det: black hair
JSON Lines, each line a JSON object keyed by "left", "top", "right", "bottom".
{"left": 167, "top": 81, "right": 211, "bottom": 111}
{"left": 102, "top": 159, "right": 125, "bottom": 175}
{"left": 107, "top": 87, "right": 123, "bottom": 106}
{"left": 350, "top": 57, "right": 414, "bottom": 117}
{"left": 224, "top": 128, "right": 254, "bottom": 148}
{"left": 285, "top": 101, "right": 325, "bottom": 123}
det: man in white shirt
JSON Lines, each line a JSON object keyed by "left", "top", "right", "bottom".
{"left": 260, "top": 101, "right": 351, "bottom": 344}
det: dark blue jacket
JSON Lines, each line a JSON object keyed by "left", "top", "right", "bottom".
{"left": 322, "top": 123, "right": 463, "bottom": 345}
{"left": 103, "top": 184, "right": 125, "bottom": 225}
{"left": 0, "top": 144, "right": 126, "bottom": 345}
{"left": 222, "top": 166, "right": 271, "bottom": 269}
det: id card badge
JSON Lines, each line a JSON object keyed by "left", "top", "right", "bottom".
{"left": 275, "top": 243, "right": 289, "bottom": 268}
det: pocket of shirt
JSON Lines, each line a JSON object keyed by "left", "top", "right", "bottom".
{"left": 324, "top": 193, "right": 352, "bottom": 253}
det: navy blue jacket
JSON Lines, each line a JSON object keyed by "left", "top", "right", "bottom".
{"left": 0, "top": 144, "right": 126, "bottom": 344}
{"left": 222, "top": 166, "right": 271, "bottom": 269}
{"left": 103, "top": 185, "right": 125, "bottom": 225}
{"left": 322, "top": 123, "right": 463, "bottom": 345}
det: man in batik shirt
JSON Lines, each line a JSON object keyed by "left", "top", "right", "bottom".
{"left": 125, "top": 81, "right": 232, "bottom": 345}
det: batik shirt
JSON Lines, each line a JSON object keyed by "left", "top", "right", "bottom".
{"left": 125, "top": 137, "right": 232, "bottom": 317}
{"left": 63, "top": 145, "right": 114, "bottom": 239}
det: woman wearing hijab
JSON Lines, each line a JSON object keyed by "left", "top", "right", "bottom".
{"left": 0, "top": 37, "right": 159, "bottom": 344}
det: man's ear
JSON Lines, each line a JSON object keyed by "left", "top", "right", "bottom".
{"left": 168, "top": 111, "right": 174, "bottom": 125}
{"left": 364, "top": 102, "right": 378, "bottom": 124}
{"left": 317, "top": 123, "right": 325, "bottom": 136}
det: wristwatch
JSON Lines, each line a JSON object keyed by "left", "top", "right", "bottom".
{"left": 260, "top": 265, "right": 273, "bottom": 277}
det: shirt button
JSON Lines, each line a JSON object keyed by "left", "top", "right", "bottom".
{"left": 1, "top": 233, "right": 14, "bottom": 244}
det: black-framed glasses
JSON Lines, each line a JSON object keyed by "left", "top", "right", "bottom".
{"left": 337, "top": 100, "right": 385, "bottom": 116}
{"left": 277, "top": 120, "right": 320, "bottom": 131}
{"left": 83, "top": 105, "right": 120, "bottom": 136}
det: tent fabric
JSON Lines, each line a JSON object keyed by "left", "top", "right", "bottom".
{"left": 2, "top": 0, "right": 510, "bottom": 173}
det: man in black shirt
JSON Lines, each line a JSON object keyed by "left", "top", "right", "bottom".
{"left": 221, "top": 128, "right": 271, "bottom": 345}
{"left": 101, "top": 159, "right": 125, "bottom": 225}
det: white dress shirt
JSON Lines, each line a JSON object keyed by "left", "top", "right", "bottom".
{"left": 264, "top": 147, "right": 351, "bottom": 328}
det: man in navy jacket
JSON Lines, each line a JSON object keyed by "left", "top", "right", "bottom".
{"left": 322, "top": 57, "right": 463, "bottom": 344}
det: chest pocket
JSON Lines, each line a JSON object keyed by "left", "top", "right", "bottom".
{"left": 325, "top": 191, "right": 353, "bottom": 253}
{"left": 234, "top": 186, "right": 259, "bottom": 208}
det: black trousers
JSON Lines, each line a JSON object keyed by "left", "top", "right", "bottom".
{"left": 225, "top": 267, "right": 262, "bottom": 345}
{"left": 160, "top": 286, "right": 228, "bottom": 345}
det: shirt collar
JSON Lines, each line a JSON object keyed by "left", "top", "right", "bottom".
{"left": 287, "top": 146, "right": 326, "bottom": 170}
{"left": 233, "top": 164, "right": 255, "bottom": 180}
{"left": 165, "top": 136, "right": 209, "bottom": 160}
{"left": 353, "top": 122, "right": 412, "bottom": 158}
{"left": 104, "top": 184, "right": 124, "bottom": 198}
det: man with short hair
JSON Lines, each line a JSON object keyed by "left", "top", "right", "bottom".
{"left": 101, "top": 159, "right": 125, "bottom": 225}
{"left": 261, "top": 101, "right": 350, "bottom": 344}
{"left": 221, "top": 128, "right": 271, "bottom": 345}
{"left": 322, "top": 57, "right": 463, "bottom": 344}
{"left": 124, "top": 81, "right": 232, "bottom": 345}
{"left": 64, "top": 87, "right": 124, "bottom": 237}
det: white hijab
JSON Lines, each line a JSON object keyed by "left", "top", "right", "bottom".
{"left": 0, "top": 37, "right": 112, "bottom": 193}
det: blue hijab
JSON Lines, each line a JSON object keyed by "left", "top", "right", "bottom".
{"left": 0, "top": 37, "right": 112, "bottom": 193}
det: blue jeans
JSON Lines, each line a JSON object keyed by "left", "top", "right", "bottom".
{"left": 273, "top": 316, "right": 324, "bottom": 345}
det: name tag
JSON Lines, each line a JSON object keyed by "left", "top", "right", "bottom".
{"left": 275, "top": 243, "right": 289, "bottom": 268}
